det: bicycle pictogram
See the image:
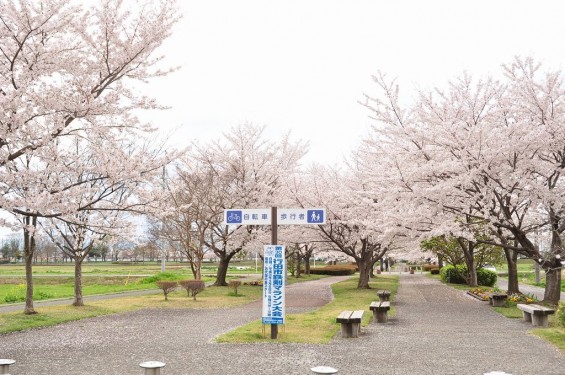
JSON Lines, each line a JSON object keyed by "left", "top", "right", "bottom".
{"left": 226, "top": 210, "right": 242, "bottom": 224}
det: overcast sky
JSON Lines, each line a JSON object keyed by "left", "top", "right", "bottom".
{"left": 147, "top": 0, "right": 565, "bottom": 166}
{"left": 3, "top": 0, "right": 565, "bottom": 239}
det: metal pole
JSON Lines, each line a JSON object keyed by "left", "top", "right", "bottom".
{"left": 270, "top": 206, "right": 278, "bottom": 340}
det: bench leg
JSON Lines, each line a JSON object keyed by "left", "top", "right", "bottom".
{"left": 373, "top": 310, "right": 388, "bottom": 323}
{"left": 532, "top": 314, "right": 549, "bottom": 327}
{"left": 341, "top": 323, "right": 353, "bottom": 338}
{"left": 351, "top": 322, "right": 360, "bottom": 338}
{"left": 492, "top": 298, "right": 506, "bottom": 307}
{"left": 522, "top": 311, "right": 532, "bottom": 323}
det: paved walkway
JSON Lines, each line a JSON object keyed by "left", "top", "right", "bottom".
{"left": 496, "top": 277, "right": 565, "bottom": 301}
{"left": 1, "top": 274, "right": 564, "bottom": 374}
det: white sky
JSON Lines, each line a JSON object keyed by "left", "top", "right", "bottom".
{"left": 147, "top": 0, "right": 565, "bottom": 166}
{"left": 3, "top": 0, "right": 565, "bottom": 239}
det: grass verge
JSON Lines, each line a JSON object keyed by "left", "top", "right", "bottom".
{"left": 0, "top": 284, "right": 262, "bottom": 334}
{"left": 215, "top": 274, "right": 399, "bottom": 344}
{"left": 0, "top": 274, "right": 326, "bottom": 335}
{"left": 532, "top": 328, "right": 565, "bottom": 351}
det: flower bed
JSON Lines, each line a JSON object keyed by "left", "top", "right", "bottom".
{"left": 508, "top": 293, "right": 537, "bottom": 304}
{"left": 467, "top": 287, "right": 491, "bottom": 301}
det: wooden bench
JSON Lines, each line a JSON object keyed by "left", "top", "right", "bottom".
{"left": 488, "top": 293, "right": 507, "bottom": 307}
{"left": 369, "top": 301, "right": 390, "bottom": 323}
{"left": 517, "top": 303, "right": 555, "bottom": 327}
{"left": 336, "top": 310, "right": 364, "bottom": 338}
{"left": 376, "top": 289, "right": 391, "bottom": 302}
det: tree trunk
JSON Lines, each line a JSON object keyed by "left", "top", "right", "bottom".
{"left": 543, "top": 229, "right": 563, "bottom": 305}
{"left": 304, "top": 254, "right": 311, "bottom": 275}
{"left": 543, "top": 264, "right": 561, "bottom": 305}
{"left": 73, "top": 256, "right": 84, "bottom": 306}
{"left": 458, "top": 237, "right": 478, "bottom": 287}
{"left": 214, "top": 254, "right": 233, "bottom": 286}
{"left": 23, "top": 217, "right": 37, "bottom": 315}
{"left": 356, "top": 258, "right": 373, "bottom": 289}
{"left": 503, "top": 248, "right": 520, "bottom": 295}
{"left": 295, "top": 252, "right": 301, "bottom": 278}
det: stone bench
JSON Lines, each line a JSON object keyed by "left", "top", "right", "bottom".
{"left": 369, "top": 301, "right": 390, "bottom": 323}
{"left": 517, "top": 303, "right": 555, "bottom": 327}
{"left": 336, "top": 310, "right": 364, "bottom": 338}
{"left": 488, "top": 293, "right": 508, "bottom": 307}
{"left": 376, "top": 289, "right": 391, "bottom": 302}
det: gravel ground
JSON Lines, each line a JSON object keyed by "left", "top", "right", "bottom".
{"left": 1, "top": 274, "right": 564, "bottom": 374}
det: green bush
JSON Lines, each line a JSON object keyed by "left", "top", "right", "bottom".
{"left": 557, "top": 302, "right": 565, "bottom": 328}
{"left": 310, "top": 265, "right": 356, "bottom": 276}
{"left": 440, "top": 265, "right": 467, "bottom": 284}
{"left": 477, "top": 268, "right": 497, "bottom": 287}
{"left": 440, "top": 265, "right": 497, "bottom": 286}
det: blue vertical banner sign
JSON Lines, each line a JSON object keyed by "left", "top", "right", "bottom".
{"left": 262, "top": 245, "right": 286, "bottom": 325}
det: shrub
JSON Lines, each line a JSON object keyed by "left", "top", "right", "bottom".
{"left": 557, "top": 302, "right": 565, "bottom": 328}
{"left": 179, "top": 280, "right": 205, "bottom": 300}
{"left": 430, "top": 268, "right": 440, "bottom": 275}
{"left": 156, "top": 281, "right": 178, "bottom": 301}
{"left": 477, "top": 268, "right": 497, "bottom": 287}
{"left": 310, "top": 265, "right": 356, "bottom": 276}
{"left": 228, "top": 280, "right": 242, "bottom": 296}
{"left": 439, "top": 265, "right": 497, "bottom": 286}
{"left": 440, "top": 265, "right": 467, "bottom": 284}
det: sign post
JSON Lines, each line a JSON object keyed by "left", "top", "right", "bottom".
{"left": 270, "top": 206, "right": 278, "bottom": 339}
{"left": 224, "top": 207, "right": 325, "bottom": 340}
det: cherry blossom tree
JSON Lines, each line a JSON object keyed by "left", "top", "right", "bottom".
{"left": 289, "top": 165, "right": 394, "bottom": 289}
{"left": 0, "top": 0, "right": 179, "bottom": 313}
{"left": 158, "top": 124, "right": 308, "bottom": 286}
{"left": 360, "top": 57, "right": 565, "bottom": 303}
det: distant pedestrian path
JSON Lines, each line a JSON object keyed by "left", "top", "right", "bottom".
{"left": 496, "top": 277, "right": 565, "bottom": 301}
{"left": 1, "top": 274, "right": 564, "bottom": 374}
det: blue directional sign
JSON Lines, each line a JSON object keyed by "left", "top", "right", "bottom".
{"left": 224, "top": 208, "right": 325, "bottom": 225}
{"left": 224, "top": 209, "right": 271, "bottom": 225}
{"left": 307, "top": 209, "right": 325, "bottom": 224}
{"left": 225, "top": 210, "right": 243, "bottom": 224}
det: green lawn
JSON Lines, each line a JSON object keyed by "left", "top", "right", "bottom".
{"left": 0, "top": 283, "right": 264, "bottom": 334}
{"left": 0, "top": 261, "right": 264, "bottom": 277}
{"left": 216, "top": 274, "right": 399, "bottom": 344}
{"left": 0, "top": 262, "right": 263, "bottom": 305}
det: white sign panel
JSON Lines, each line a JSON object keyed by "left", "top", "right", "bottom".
{"left": 224, "top": 208, "right": 325, "bottom": 225}
{"left": 277, "top": 208, "right": 326, "bottom": 225}
{"left": 262, "top": 245, "right": 285, "bottom": 325}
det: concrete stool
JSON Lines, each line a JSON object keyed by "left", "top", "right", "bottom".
{"left": 139, "top": 361, "right": 166, "bottom": 375}
{"left": 0, "top": 359, "right": 16, "bottom": 375}
{"left": 311, "top": 366, "right": 338, "bottom": 374}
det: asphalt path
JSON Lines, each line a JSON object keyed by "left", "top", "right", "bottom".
{"left": 1, "top": 274, "right": 564, "bottom": 374}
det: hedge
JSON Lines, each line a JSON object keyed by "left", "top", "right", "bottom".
{"left": 310, "top": 265, "right": 357, "bottom": 276}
